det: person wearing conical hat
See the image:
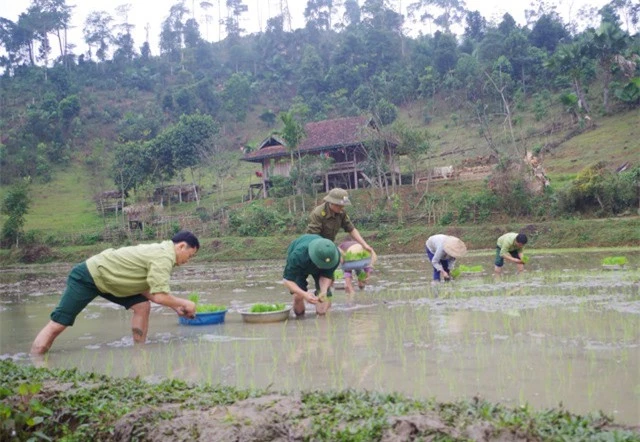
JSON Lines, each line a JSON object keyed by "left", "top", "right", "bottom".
{"left": 425, "top": 234, "right": 468, "bottom": 283}
{"left": 283, "top": 234, "right": 340, "bottom": 316}
{"left": 306, "top": 188, "right": 374, "bottom": 256}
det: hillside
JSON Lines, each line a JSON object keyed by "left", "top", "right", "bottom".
{"left": 1, "top": 0, "right": 639, "bottom": 256}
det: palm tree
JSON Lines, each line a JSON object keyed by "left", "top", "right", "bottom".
{"left": 592, "top": 22, "right": 629, "bottom": 113}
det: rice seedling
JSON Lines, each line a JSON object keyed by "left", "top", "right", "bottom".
{"left": 249, "top": 303, "right": 286, "bottom": 313}
{"left": 187, "top": 292, "right": 226, "bottom": 313}
{"left": 602, "top": 256, "right": 627, "bottom": 265}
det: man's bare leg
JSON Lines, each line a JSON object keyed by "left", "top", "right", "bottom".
{"left": 31, "top": 321, "right": 67, "bottom": 355}
{"left": 293, "top": 295, "right": 306, "bottom": 316}
{"left": 130, "top": 301, "right": 151, "bottom": 344}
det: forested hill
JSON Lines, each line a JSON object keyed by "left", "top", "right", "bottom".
{"left": 0, "top": 0, "right": 639, "bottom": 250}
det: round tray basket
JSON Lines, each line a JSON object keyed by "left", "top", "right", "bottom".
{"left": 179, "top": 310, "right": 227, "bottom": 326}
{"left": 240, "top": 306, "right": 292, "bottom": 323}
{"left": 341, "top": 257, "right": 372, "bottom": 272}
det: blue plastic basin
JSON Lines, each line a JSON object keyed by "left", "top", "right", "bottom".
{"left": 179, "top": 310, "right": 227, "bottom": 326}
{"left": 342, "top": 258, "right": 372, "bottom": 272}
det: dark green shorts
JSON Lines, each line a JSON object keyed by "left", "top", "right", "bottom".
{"left": 51, "top": 262, "right": 148, "bottom": 326}
{"left": 494, "top": 247, "right": 520, "bottom": 267}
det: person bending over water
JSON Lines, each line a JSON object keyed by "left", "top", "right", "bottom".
{"left": 31, "top": 231, "right": 199, "bottom": 355}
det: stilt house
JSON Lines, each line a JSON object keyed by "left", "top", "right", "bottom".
{"left": 241, "top": 115, "right": 398, "bottom": 199}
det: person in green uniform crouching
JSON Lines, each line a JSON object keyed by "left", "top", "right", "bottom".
{"left": 494, "top": 232, "right": 528, "bottom": 275}
{"left": 283, "top": 234, "right": 340, "bottom": 316}
{"left": 31, "top": 231, "right": 200, "bottom": 355}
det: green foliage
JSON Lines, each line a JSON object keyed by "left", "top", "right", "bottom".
{"left": 0, "top": 382, "right": 53, "bottom": 441}
{"left": 557, "top": 163, "right": 639, "bottom": 215}
{"left": 375, "top": 98, "right": 398, "bottom": 125}
{"left": 1, "top": 178, "right": 31, "bottom": 248}
{"left": 333, "top": 269, "right": 345, "bottom": 280}
{"left": 228, "top": 203, "right": 297, "bottom": 236}
{"left": 58, "top": 94, "right": 81, "bottom": 123}
{"left": 455, "top": 191, "right": 497, "bottom": 224}
{"left": 614, "top": 77, "right": 640, "bottom": 104}
{"left": 602, "top": 256, "right": 627, "bottom": 265}
{"left": 249, "top": 303, "right": 286, "bottom": 313}
{"left": 268, "top": 175, "right": 295, "bottom": 198}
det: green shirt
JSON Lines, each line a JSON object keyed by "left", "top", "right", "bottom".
{"left": 497, "top": 233, "right": 523, "bottom": 257}
{"left": 283, "top": 234, "right": 338, "bottom": 291}
{"left": 86, "top": 240, "right": 176, "bottom": 297}
{"left": 306, "top": 202, "right": 355, "bottom": 241}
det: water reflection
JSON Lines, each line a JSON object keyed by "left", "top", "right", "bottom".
{"left": 0, "top": 250, "right": 638, "bottom": 424}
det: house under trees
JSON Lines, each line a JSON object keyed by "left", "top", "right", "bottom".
{"left": 241, "top": 115, "right": 399, "bottom": 199}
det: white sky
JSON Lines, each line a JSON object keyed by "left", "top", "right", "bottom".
{"left": 0, "top": 0, "right": 613, "bottom": 59}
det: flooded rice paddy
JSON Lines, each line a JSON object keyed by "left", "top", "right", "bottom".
{"left": 1, "top": 250, "right": 639, "bottom": 424}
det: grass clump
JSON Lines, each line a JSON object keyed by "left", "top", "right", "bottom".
{"left": 249, "top": 303, "right": 286, "bottom": 313}
{"left": 602, "top": 256, "right": 627, "bottom": 266}
{"left": 187, "top": 292, "right": 226, "bottom": 314}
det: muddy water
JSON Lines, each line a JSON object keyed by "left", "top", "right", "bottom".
{"left": 1, "top": 250, "right": 639, "bottom": 424}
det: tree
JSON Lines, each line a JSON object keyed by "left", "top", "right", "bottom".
{"left": 408, "top": 0, "right": 467, "bottom": 33}
{"left": 591, "top": 21, "right": 629, "bottom": 112}
{"left": 1, "top": 178, "right": 31, "bottom": 248}
{"left": 392, "top": 121, "right": 431, "bottom": 188}
{"left": 279, "top": 110, "right": 307, "bottom": 212}
{"left": 529, "top": 13, "right": 569, "bottom": 53}
{"left": 224, "top": 0, "right": 248, "bottom": 41}
{"left": 222, "top": 72, "right": 253, "bottom": 121}
{"left": 546, "top": 39, "right": 595, "bottom": 116}
{"left": 304, "top": 0, "right": 336, "bottom": 32}
{"left": 83, "top": 11, "right": 113, "bottom": 62}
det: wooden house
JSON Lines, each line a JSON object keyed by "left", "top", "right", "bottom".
{"left": 93, "top": 190, "right": 125, "bottom": 216}
{"left": 153, "top": 184, "right": 201, "bottom": 205}
{"left": 123, "top": 203, "right": 155, "bottom": 230}
{"left": 241, "top": 115, "right": 398, "bottom": 199}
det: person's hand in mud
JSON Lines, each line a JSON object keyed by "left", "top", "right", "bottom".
{"left": 442, "top": 270, "right": 451, "bottom": 281}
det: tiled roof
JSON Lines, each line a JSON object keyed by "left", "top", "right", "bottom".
{"left": 242, "top": 115, "right": 376, "bottom": 162}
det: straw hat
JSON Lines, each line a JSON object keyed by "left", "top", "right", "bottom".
{"left": 443, "top": 236, "right": 467, "bottom": 258}
{"left": 346, "top": 243, "right": 364, "bottom": 255}
{"left": 309, "top": 238, "right": 340, "bottom": 269}
{"left": 345, "top": 243, "right": 377, "bottom": 266}
{"left": 323, "top": 188, "right": 351, "bottom": 206}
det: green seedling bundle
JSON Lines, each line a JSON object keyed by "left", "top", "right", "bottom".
{"left": 188, "top": 292, "right": 227, "bottom": 313}
{"left": 343, "top": 250, "right": 371, "bottom": 262}
{"left": 333, "top": 269, "right": 345, "bottom": 280}
{"left": 459, "top": 265, "right": 483, "bottom": 273}
{"left": 250, "top": 303, "right": 286, "bottom": 313}
{"left": 602, "top": 256, "right": 627, "bottom": 266}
